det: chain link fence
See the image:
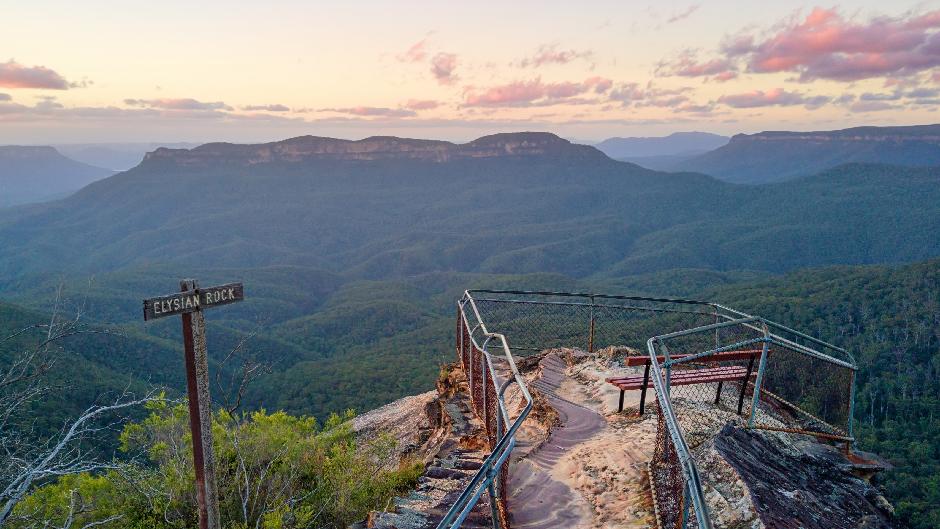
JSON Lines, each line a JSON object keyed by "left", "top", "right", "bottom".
{"left": 445, "top": 291, "right": 856, "bottom": 529}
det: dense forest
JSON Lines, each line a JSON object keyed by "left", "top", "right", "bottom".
{"left": 4, "top": 259, "right": 939, "bottom": 527}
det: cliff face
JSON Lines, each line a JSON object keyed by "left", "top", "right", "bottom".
{"left": 141, "top": 132, "right": 609, "bottom": 168}
{"left": 352, "top": 364, "right": 498, "bottom": 529}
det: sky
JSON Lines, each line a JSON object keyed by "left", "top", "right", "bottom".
{"left": 2, "top": 0, "right": 939, "bottom": 144}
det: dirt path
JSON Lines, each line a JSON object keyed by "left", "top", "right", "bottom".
{"left": 508, "top": 351, "right": 657, "bottom": 529}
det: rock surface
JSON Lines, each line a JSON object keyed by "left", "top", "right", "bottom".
{"left": 713, "top": 425, "right": 894, "bottom": 529}
{"left": 358, "top": 364, "right": 496, "bottom": 529}
{"left": 142, "top": 132, "right": 608, "bottom": 167}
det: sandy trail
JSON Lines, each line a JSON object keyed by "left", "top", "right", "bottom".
{"left": 508, "top": 352, "right": 657, "bottom": 529}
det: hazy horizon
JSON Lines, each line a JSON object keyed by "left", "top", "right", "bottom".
{"left": 3, "top": 1, "right": 939, "bottom": 144}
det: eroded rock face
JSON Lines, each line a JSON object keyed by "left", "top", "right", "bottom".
{"left": 142, "top": 132, "right": 608, "bottom": 168}
{"left": 356, "top": 364, "right": 496, "bottom": 529}
{"left": 713, "top": 425, "right": 895, "bottom": 529}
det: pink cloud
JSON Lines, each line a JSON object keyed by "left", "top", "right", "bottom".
{"left": 321, "top": 106, "right": 416, "bottom": 118}
{"left": 718, "top": 88, "right": 829, "bottom": 108}
{"left": 404, "top": 99, "right": 440, "bottom": 110}
{"left": 0, "top": 60, "right": 70, "bottom": 90}
{"left": 713, "top": 71, "right": 738, "bottom": 82}
{"left": 125, "top": 98, "right": 233, "bottom": 111}
{"left": 430, "top": 53, "right": 458, "bottom": 85}
{"left": 398, "top": 38, "right": 429, "bottom": 63}
{"left": 242, "top": 103, "right": 290, "bottom": 112}
{"left": 657, "top": 51, "right": 737, "bottom": 81}
{"left": 609, "top": 83, "right": 694, "bottom": 109}
{"left": 463, "top": 77, "right": 612, "bottom": 107}
{"left": 725, "top": 7, "right": 940, "bottom": 81}
{"left": 518, "top": 44, "right": 593, "bottom": 68}
{"left": 666, "top": 5, "right": 700, "bottom": 24}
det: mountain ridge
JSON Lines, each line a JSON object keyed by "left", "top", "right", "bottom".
{"left": 142, "top": 132, "right": 609, "bottom": 167}
{"left": 0, "top": 146, "right": 114, "bottom": 207}
{"left": 594, "top": 131, "right": 729, "bottom": 159}
{"left": 674, "top": 123, "right": 940, "bottom": 184}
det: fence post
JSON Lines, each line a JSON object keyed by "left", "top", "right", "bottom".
{"left": 748, "top": 323, "right": 771, "bottom": 428}
{"left": 458, "top": 306, "right": 463, "bottom": 366}
{"left": 847, "top": 369, "right": 857, "bottom": 452}
{"left": 680, "top": 482, "right": 691, "bottom": 529}
{"left": 482, "top": 351, "right": 489, "bottom": 438}
{"left": 588, "top": 296, "right": 596, "bottom": 354}
{"left": 488, "top": 479, "right": 502, "bottom": 529}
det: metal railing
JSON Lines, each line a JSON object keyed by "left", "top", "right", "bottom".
{"left": 436, "top": 290, "right": 856, "bottom": 529}
{"left": 435, "top": 291, "right": 534, "bottom": 529}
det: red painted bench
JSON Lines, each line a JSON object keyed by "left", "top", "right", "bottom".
{"left": 606, "top": 350, "right": 761, "bottom": 414}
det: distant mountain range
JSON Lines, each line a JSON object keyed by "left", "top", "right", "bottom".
{"left": 2, "top": 131, "right": 939, "bottom": 285}
{"left": 672, "top": 124, "right": 940, "bottom": 184}
{"left": 55, "top": 142, "right": 201, "bottom": 171}
{"left": 593, "top": 131, "right": 729, "bottom": 161}
{"left": 0, "top": 146, "right": 113, "bottom": 207}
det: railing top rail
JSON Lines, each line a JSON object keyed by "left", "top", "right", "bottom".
{"left": 466, "top": 289, "right": 715, "bottom": 307}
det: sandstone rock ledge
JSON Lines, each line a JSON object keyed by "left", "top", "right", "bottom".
{"left": 355, "top": 349, "right": 896, "bottom": 529}
{"left": 354, "top": 364, "right": 496, "bottom": 529}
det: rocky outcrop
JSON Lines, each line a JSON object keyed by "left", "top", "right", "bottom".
{"left": 357, "top": 350, "right": 896, "bottom": 529}
{"left": 355, "top": 364, "right": 496, "bottom": 529}
{"left": 142, "top": 132, "right": 609, "bottom": 168}
{"left": 713, "top": 425, "right": 894, "bottom": 529}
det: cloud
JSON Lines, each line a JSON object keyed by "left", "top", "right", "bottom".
{"left": 849, "top": 100, "right": 899, "bottom": 112}
{"left": 430, "top": 53, "right": 458, "bottom": 85}
{"left": 718, "top": 88, "right": 829, "bottom": 108}
{"left": 125, "top": 98, "right": 233, "bottom": 111}
{"left": 242, "top": 103, "right": 290, "bottom": 112}
{"left": 398, "top": 38, "right": 429, "bottom": 63}
{"left": 518, "top": 44, "right": 593, "bottom": 68}
{"left": 666, "top": 5, "right": 700, "bottom": 24}
{"left": 724, "top": 7, "right": 940, "bottom": 81}
{"left": 0, "top": 60, "right": 70, "bottom": 90}
{"left": 320, "top": 106, "right": 417, "bottom": 118}
{"left": 463, "top": 77, "right": 612, "bottom": 107}
{"left": 608, "top": 82, "right": 695, "bottom": 109}
{"left": 403, "top": 99, "right": 440, "bottom": 110}
{"left": 0, "top": 93, "right": 9, "bottom": 101}
{"left": 657, "top": 50, "right": 737, "bottom": 81}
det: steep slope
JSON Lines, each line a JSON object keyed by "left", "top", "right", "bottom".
{"left": 2, "top": 133, "right": 940, "bottom": 285}
{"left": 0, "top": 146, "right": 113, "bottom": 207}
{"left": 55, "top": 142, "right": 201, "bottom": 171}
{"left": 675, "top": 124, "right": 940, "bottom": 183}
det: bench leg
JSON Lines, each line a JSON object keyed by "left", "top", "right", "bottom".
{"left": 714, "top": 381, "right": 724, "bottom": 404}
{"left": 618, "top": 390, "right": 625, "bottom": 412}
{"left": 738, "top": 356, "right": 756, "bottom": 415}
{"left": 639, "top": 361, "right": 651, "bottom": 415}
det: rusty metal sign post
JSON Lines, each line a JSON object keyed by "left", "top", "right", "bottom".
{"left": 143, "top": 280, "right": 244, "bottom": 529}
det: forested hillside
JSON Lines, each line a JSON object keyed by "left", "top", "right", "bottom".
{"left": 2, "top": 134, "right": 940, "bottom": 283}
{"left": 673, "top": 124, "right": 940, "bottom": 184}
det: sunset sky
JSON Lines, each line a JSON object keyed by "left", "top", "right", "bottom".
{"left": 2, "top": 0, "right": 939, "bottom": 143}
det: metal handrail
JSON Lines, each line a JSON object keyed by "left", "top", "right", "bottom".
{"left": 436, "top": 290, "right": 856, "bottom": 529}
{"left": 647, "top": 315, "right": 858, "bottom": 529}
{"left": 435, "top": 292, "right": 533, "bottom": 529}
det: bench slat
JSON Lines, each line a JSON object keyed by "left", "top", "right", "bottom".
{"left": 623, "top": 349, "right": 763, "bottom": 366}
{"left": 606, "top": 366, "right": 746, "bottom": 384}
{"left": 608, "top": 367, "right": 753, "bottom": 390}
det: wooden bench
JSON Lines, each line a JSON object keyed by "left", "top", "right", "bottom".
{"left": 606, "top": 350, "right": 761, "bottom": 414}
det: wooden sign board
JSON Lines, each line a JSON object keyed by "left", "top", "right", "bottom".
{"left": 143, "top": 283, "right": 244, "bottom": 321}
